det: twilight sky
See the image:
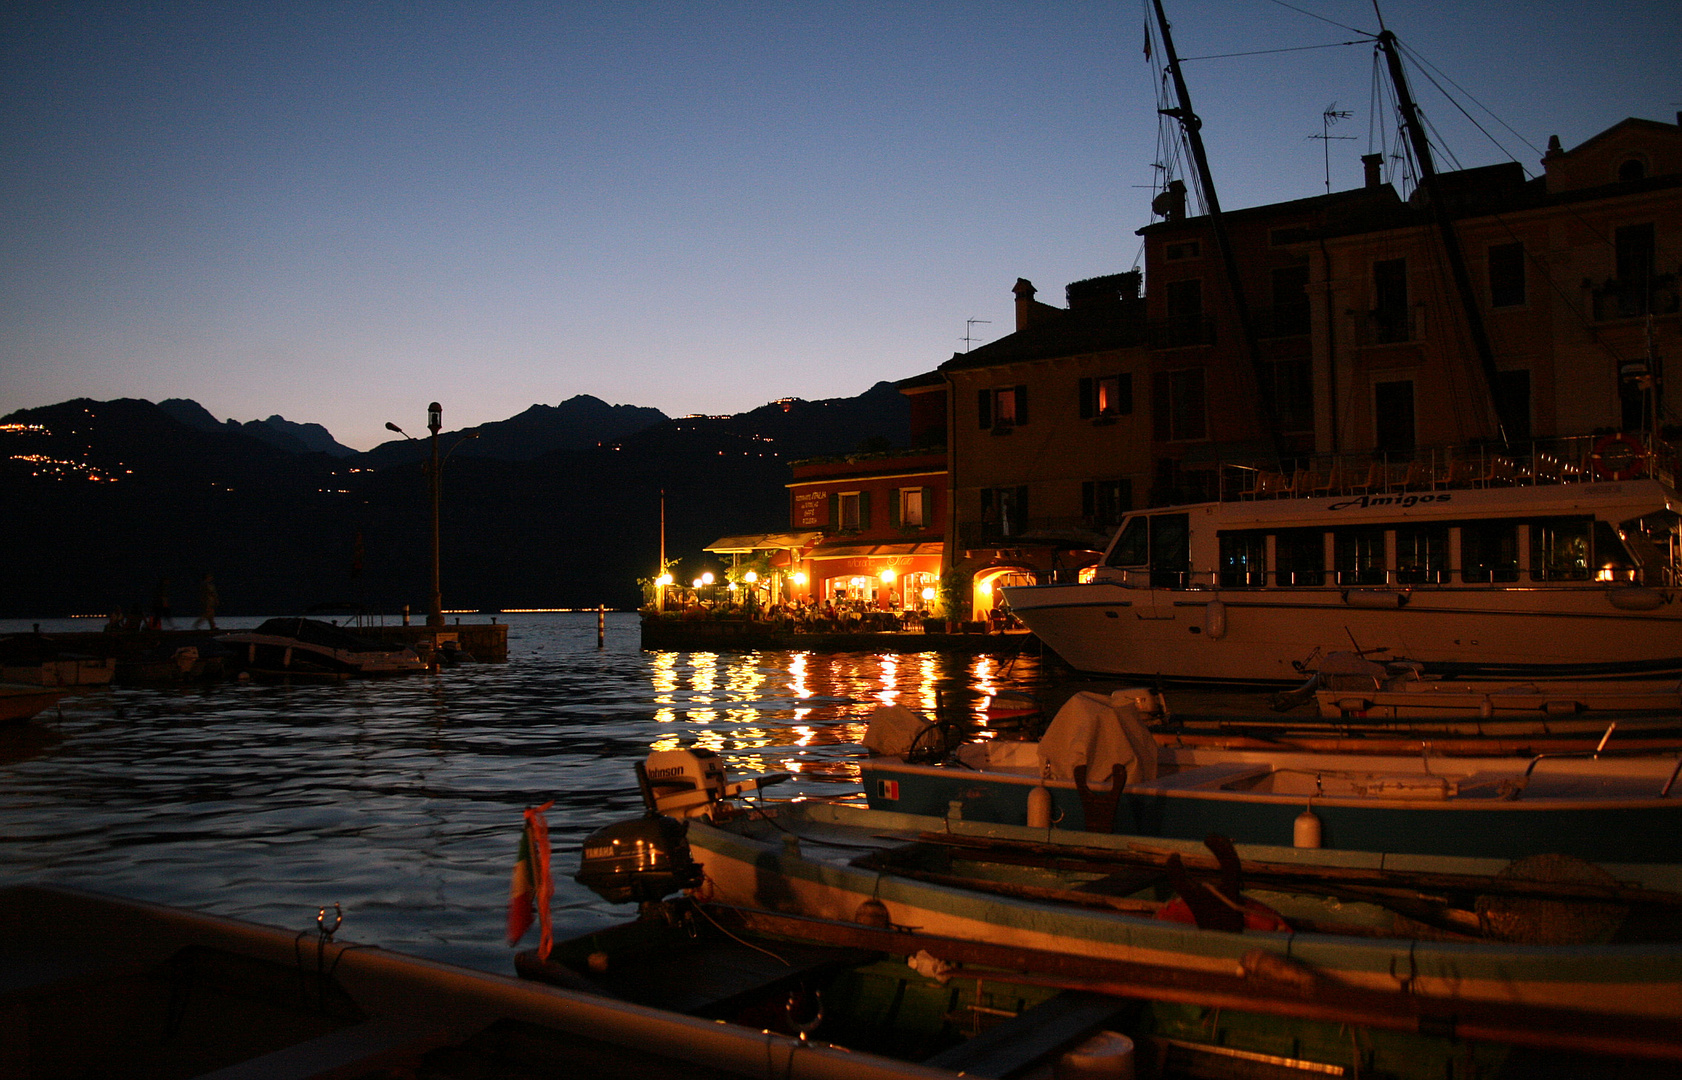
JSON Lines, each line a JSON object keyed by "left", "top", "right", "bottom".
{"left": 3, "top": 1, "right": 1676, "bottom": 451}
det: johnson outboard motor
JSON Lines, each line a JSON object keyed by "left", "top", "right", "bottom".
{"left": 573, "top": 812, "right": 702, "bottom": 906}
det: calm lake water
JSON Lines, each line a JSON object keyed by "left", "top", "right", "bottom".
{"left": 0, "top": 612, "right": 1057, "bottom": 974}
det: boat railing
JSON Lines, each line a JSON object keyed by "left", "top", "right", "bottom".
{"left": 1505, "top": 743, "right": 1682, "bottom": 800}
{"left": 1092, "top": 565, "right": 1647, "bottom": 590}
{"left": 1218, "top": 434, "right": 1678, "bottom": 504}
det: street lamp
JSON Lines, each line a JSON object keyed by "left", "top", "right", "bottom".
{"left": 386, "top": 404, "right": 479, "bottom": 628}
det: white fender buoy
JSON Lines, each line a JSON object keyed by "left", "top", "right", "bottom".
{"left": 1027, "top": 784, "right": 1052, "bottom": 829}
{"left": 1294, "top": 807, "right": 1322, "bottom": 848}
{"left": 1204, "top": 600, "right": 1227, "bottom": 639}
{"left": 1056, "top": 1030, "right": 1136, "bottom": 1080}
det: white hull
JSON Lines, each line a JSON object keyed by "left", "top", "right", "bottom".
{"left": 1004, "top": 581, "right": 1682, "bottom": 684}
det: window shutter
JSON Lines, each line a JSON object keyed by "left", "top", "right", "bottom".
{"left": 858, "top": 491, "right": 871, "bottom": 530}
{"left": 921, "top": 487, "right": 934, "bottom": 528}
{"left": 1153, "top": 372, "right": 1171, "bottom": 441}
{"left": 827, "top": 492, "right": 840, "bottom": 528}
{"left": 888, "top": 489, "right": 901, "bottom": 528}
{"left": 1014, "top": 385, "right": 1029, "bottom": 425}
{"left": 978, "top": 388, "right": 992, "bottom": 429}
{"left": 1117, "top": 373, "right": 1133, "bottom": 415}
{"left": 1078, "top": 377, "right": 1094, "bottom": 419}
{"left": 981, "top": 488, "right": 995, "bottom": 521}
{"left": 1082, "top": 480, "right": 1095, "bottom": 520}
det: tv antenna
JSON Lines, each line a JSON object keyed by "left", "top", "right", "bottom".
{"left": 1308, "top": 102, "right": 1355, "bottom": 193}
{"left": 963, "top": 318, "right": 991, "bottom": 352}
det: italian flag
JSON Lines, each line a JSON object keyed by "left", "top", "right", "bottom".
{"left": 506, "top": 801, "right": 555, "bottom": 959}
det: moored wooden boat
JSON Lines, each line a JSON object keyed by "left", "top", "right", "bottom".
{"left": 680, "top": 798, "right": 1682, "bottom": 1026}
{"left": 0, "top": 883, "right": 951, "bottom": 1080}
{"left": 860, "top": 693, "right": 1682, "bottom": 861}
{"left": 519, "top": 896, "right": 1682, "bottom": 1076}
{"left": 0, "top": 682, "right": 64, "bottom": 724}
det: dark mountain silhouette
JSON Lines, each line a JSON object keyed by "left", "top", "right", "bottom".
{"left": 363, "top": 395, "right": 669, "bottom": 467}
{"left": 1, "top": 383, "right": 912, "bottom": 617}
{"left": 158, "top": 398, "right": 357, "bottom": 457}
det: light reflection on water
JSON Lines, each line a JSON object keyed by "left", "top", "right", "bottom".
{"left": 0, "top": 613, "right": 1050, "bottom": 974}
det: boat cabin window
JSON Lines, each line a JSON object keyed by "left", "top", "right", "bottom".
{"left": 1594, "top": 520, "right": 1636, "bottom": 582}
{"left": 1274, "top": 528, "right": 1324, "bottom": 587}
{"left": 1395, "top": 523, "right": 1450, "bottom": 584}
{"left": 1218, "top": 531, "right": 1267, "bottom": 587}
{"left": 1334, "top": 527, "right": 1387, "bottom": 586}
{"left": 1618, "top": 513, "right": 1680, "bottom": 586}
{"left": 1151, "top": 514, "right": 1190, "bottom": 587}
{"left": 1103, "top": 513, "right": 1190, "bottom": 587}
{"left": 1529, "top": 517, "right": 1591, "bottom": 581}
{"left": 1461, "top": 521, "right": 1519, "bottom": 583}
{"left": 1106, "top": 516, "right": 1149, "bottom": 568}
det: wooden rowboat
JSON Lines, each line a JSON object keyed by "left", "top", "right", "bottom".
{"left": 683, "top": 798, "right": 1682, "bottom": 1025}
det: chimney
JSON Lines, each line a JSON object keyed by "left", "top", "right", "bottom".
{"left": 1361, "top": 153, "right": 1383, "bottom": 189}
{"left": 1013, "top": 278, "right": 1037, "bottom": 332}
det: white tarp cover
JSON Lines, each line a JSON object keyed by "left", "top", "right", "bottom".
{"left": 1037, "top": 692, "right": 1158, "bottom": 787}
{"left": 862, "top": 704, "right": 938, "bottom": 757}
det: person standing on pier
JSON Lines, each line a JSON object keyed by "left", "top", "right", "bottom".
{"left": 152, "top": 578, "right": 174, "bottom": 630}
{"left": 193, "top": 573, "right": 219, "bottom": 631}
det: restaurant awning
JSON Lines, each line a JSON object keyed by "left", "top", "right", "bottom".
{"left": 704, "top": 531, "right": 822, "bottom": 554}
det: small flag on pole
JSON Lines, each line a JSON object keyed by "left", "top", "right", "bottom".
{"left": 507, "top": 800, "right": 555, "bottom": 959}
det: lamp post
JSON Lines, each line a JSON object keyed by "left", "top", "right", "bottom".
{"left": 386, "top": 403, "right": 477, "bottom": 630}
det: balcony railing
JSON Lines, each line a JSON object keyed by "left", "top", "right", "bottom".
{"left": 959, "top": 515, "right": 1116, "bottom": 549}
{"left": 1592, "top": 277, "right": 1681, "bottom": 322}
{"left": 1217, "top": 433, "right": 1678, "bottom": 504}
{"left": 1353, "top": 307, "right": 1423, "bottom": 346}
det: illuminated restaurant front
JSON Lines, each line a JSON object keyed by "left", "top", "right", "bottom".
{"left": 806, "top": 543, "right": 943, "bottom": 611}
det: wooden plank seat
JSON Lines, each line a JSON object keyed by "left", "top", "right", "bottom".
{"left": 187, "top": 1016, "right": 453, "bottom": 1080}
{"left": 922, "top": 991, "right": 1135, "bottom": 1078}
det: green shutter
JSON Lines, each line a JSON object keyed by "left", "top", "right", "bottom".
{"left": 858, "top": 491, "right": 871, "bottom": 530}
{"left": 827, "top": 492, "right": 840, "bottom": 528}
{"left": 1078, "top": 377, "right": 1094, "bottom": 419}
{"left": 978, "top": 388, "right": 992, "bottom": 429}
{"left": 888, "top": 489, "right": 901, "bottom": 529}
{"left": 1015, "top": 385, "right": 1029, "bottom": 425}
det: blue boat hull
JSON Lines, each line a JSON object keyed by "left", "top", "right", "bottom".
{"left": 861, "top": 761, "right": 1682, "bottom": 863}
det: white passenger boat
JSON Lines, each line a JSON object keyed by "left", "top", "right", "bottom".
{"left": 1000, "top": 450, "right": 1682, "bottom": 685}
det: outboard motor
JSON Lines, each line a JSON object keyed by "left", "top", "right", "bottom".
{"left": 573, "top": 813, "right": 703, "bottom": 906}
{"left": 641, "top": 748, "right": 789, "bottom": 820}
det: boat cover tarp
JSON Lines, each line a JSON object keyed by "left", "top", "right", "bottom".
{"left": 1037, "top": 692, "right": 1158, "bottom": 786}
{"left": 252, "top": 618, "right": 391, "bottom": 653}
{"left": 862, "top": 704, "right": 939, "bottom": 757}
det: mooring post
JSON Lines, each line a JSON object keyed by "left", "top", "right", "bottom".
{"left": 597, "top": 604, "right": 605, "bottom": 648}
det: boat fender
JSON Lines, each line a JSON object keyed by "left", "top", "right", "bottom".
{"left": 854, "top": 898, "right": 890, "bottom": 928}
{"left": 1204, "top": 600, "right": 1226, "bottom": 639}
{"left": 1240, "top": 949, "right": 1319, "bottom": 992}
{"left": 1607, "top": 586, "right": 1667, "bottom": 611}
{"left": 1293, "top": 808, "right": 1322, "bottom": 848}
{"left": 1056, "top": 1031, "right": 1136, "bottom": 1080}
{"left": 1027, "top": 783, "right": 1052, "bottom": 829}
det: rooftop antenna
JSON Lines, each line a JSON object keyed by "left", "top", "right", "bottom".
{"left": 963, "top": 318, "right": 991, "bottom": 352}
{"left": 1308, "top": 102, "right": 1355, "bottom": 194}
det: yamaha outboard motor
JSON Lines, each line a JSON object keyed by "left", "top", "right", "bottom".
{"left": 573, "top": 812, "right": 702, "bottom": 906}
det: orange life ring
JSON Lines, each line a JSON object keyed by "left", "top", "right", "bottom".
{"left": 1591, "top": 434, "right": 1646, "bottom": 481}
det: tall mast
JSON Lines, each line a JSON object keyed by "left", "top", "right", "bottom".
{"left": 1375, "top": 28, "right": 1510, "bottom": 444}
{"left": 1150, "top": 0, "right": 1283, "bottom": 463}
